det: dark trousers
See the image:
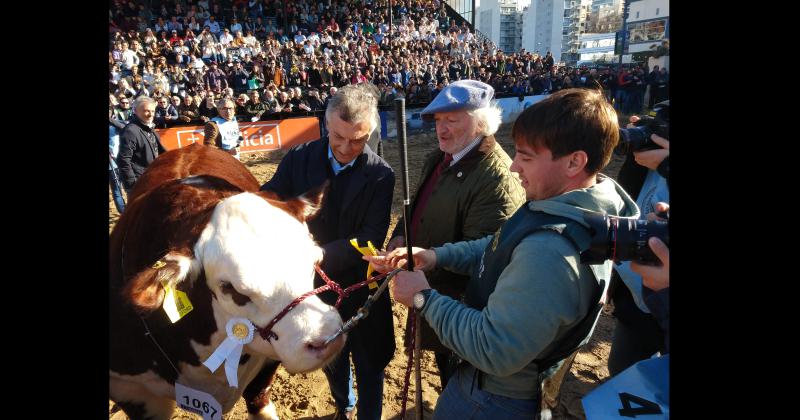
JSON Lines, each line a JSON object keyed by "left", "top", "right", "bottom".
{"left": 435, "top": 351, "right": 459, "bottom": 389}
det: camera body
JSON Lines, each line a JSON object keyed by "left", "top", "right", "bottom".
{"left": 580, "top": 211, "right": 669, "bottom": 265}
{"left": 616, "top": 100, "right": 669, "bottom": 155}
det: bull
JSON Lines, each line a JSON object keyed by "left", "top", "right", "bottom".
{"left": 110, "top": 143, "right": 345, "bottom": 419}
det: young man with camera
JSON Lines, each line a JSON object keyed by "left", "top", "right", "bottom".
{"left": 368, "top": 88, "right": 639, "bottom": 419}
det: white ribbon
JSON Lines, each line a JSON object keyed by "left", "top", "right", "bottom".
{"left": 202, "top": 317, "right": 255, "bottom": 388}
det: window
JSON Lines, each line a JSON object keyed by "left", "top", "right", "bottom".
{"left": 656, "top": 8, "right": 660, "bottom": 15}
{"left": 636, "top": 11, "right": 639, "bottom": 18}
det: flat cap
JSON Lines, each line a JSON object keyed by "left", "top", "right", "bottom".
{"left": 421, "top": 79, "right": 493, "bottom": 118}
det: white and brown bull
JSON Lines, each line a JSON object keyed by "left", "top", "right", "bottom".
{"left": 110, "top": 143, "right": 345, "bottom": 419}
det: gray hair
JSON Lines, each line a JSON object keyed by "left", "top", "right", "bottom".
{"left": 324, "top": 83, "right": 379, "bottom": 134}
{"left": 133, "top": 96, "right": 156, "bottom": 110}
{"left": 217, "top": 97, "right": 235, "bottom": 108}
{"left": 467, "top": 103, "right": 503, "bottom": 137}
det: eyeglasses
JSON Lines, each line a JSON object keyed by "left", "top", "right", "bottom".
{"left": 120, "top": 101, "right": 130, "bottom": 104}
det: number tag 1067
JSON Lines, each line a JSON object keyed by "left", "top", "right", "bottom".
{"left": 175, "top": 383, "right": 222, "bottom": 420}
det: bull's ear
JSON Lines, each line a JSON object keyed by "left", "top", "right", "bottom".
{"left": 123, "top": 252, "right": 197, "bottom": 313}
{"left": 297, "top": 180, "right": 329, "bottom": 221}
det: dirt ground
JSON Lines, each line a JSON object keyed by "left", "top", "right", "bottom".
{"left": 109, "top": 123, "right": 627, "bottom": 420}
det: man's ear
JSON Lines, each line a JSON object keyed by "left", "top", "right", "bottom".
{"left": 565, "top": 150, "right": 589, "bottom": 176}
{"left": 122, "top": 252, "right": 197, "bottom": 314}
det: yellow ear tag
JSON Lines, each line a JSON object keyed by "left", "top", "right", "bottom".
{"left": 161, "top": 280, "right": 194, "bottom": 323}
{"left": 350, "top": 238, "right": 379, "bottom": 289}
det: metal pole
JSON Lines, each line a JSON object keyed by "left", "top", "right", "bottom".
{"left": 395, "top": 97, "right": 423, "bottom": 419}
{"left": 618, "top": 0, "right": 629, "bottom": 69}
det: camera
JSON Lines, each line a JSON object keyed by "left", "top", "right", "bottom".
{"left": 579, "top": 210, "right": 669, "bottom": 265}
{"left": 616, "top": 100, "right": 669, "bottom": 154}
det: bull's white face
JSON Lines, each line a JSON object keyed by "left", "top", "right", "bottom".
{"left": 193, "top": 192, "right": 344, "bottom": 373}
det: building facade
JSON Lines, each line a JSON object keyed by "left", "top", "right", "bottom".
{"left": 625, "top": 0, "right": 669, "bottom": 54}
{"left": 577, "top": 32, "right": 616, "bottom": 65}
{"left": 477, "top": 0, "right": 523, "bottom": 53}
{"left": 561, "top": 0, "right": 591, "bottom": 66}
{"left": 521, "top": 0, "right": 565, "bottom": 62}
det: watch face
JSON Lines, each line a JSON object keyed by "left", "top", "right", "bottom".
{"left": 413, "top": 292, "right": 425, "bottom": 309}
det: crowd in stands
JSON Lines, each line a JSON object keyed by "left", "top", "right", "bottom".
{"left": 109, "top": 0, "right": 669, "bottom": 128}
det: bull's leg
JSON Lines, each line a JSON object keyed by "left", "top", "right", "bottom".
{"left": 112, "top": 398, "right": 175, "bottom": 420}
{"left": 111, "top": 378, "right": 176, "bottom": 420}
{"left": 243, "top": 361, "right": 281, "bottom": 420}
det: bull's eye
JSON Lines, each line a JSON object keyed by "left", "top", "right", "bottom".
{"left": 219, "top": 281, "right": 252, "bottom": 306}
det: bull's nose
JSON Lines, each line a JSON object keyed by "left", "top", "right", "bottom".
{"left": 306, "top": 334, "right": 346, "bottom": 360}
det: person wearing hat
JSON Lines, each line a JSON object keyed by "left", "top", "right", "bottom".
{"left": 369, "top": 88, "right": 637, "bottom": 419}
{"left": 385, "top": 79, "right": 526, "bottom": 389}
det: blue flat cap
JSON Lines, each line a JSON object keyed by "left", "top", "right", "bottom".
{"left": 421, "top": 79, "right": 494, "bottom": 118}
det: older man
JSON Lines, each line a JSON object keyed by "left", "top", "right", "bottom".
{"left": 260, "top": 83, "right": 394, "bottom": 420}
{"left": 203, "top": 97, "right": 244, "bottom": 160}
{"left": 371, "top": 89, "right": 638, "bottom": 419}
{"left": 386, "top": 79, "right": 526, "bottom": 389}
{"left": 117, "top": 96, "right": 166, "bottom": 193}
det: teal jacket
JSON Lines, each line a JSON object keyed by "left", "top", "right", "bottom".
{"left": 421, "top": 174, "right": 639, "bottom": 399}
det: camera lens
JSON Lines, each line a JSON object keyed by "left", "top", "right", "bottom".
{"left": 616, "top": 126, "right": 653, "bottom": 154}
{"left": 580, "top": 211, "right": 669, "bottom": 265}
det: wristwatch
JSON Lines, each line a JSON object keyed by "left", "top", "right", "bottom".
{"left": 413, "top": 289, "right": 433, "bottom": 311}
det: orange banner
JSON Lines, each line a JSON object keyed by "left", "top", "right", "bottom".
{"left": 156, "top": 117, "right": 321, "bottom": 153}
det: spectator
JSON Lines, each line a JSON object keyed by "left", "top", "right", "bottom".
{"left": 177, "top": 95, "right": 201, "bottom": 123}
{"left": 219, "top": 28, "right": 234, "bottom": 47}
{"left": 234, "top": 93, "right": 249, "bottom": 116}
{"left": 244, "top": 90, "right": 268, "bottom": 121}
{"left": 109, "top": 107, "right": 126, "bottom": 214}
{"left": 113, "top": 95, "right": 134, "bottom": 123}
{"left": 204, "top": 61, "right": 228, "bottom": 93}
{"left": 205, "top": 15, "right": 221, "bottom": 37}
{"left": 260, "top": 83, "right": 394, "bottom": 420}
{"left": 117, "top": 96, "right": 166, "bottom": 193}
{"left": 228, "top": 61, "right": 250, "bottom": 94}
{"left": 198, "top": 94, "right": 218, "bottom": 122}
{"left": 154, "top": 95, "right": 179, "bottom": 128}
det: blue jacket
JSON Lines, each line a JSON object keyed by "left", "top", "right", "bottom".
{"left": 421, "top": 175, "right": 638, "bottom": 399}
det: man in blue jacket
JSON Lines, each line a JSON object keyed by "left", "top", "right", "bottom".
{"left": 370, "top": 88, "right": 639, "bottom": 419}
{"left": 260, "top": 83, "right": 395, "bottom": 420}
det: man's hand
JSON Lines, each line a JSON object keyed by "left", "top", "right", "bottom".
{"left": 363, "top": 246, "right": 437, "bottom": 273}
{"left": 371, "top": 246, "right": 436, "bottom": 271}
{"left": 390, "top": 270, "right": 431, "bottom": 307}
{"left": 633, "top": 134, "right": 669, "bottom": 171}
{"left": 386, "top": 235, "right": 406, "bottom": 252}
{"left": 630, "top": 237, "right": 669, "bottom": 291}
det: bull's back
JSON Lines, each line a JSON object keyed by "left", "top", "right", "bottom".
{"left": 129, "top": 143, "right": 260, "bottom": 202}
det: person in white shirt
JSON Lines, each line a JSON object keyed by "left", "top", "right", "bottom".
{"left": 294, "top": 30, "right": 306, "bottom": 45}
{"left": 218, "top": 28, "right": 234, "bottom": 46}
{"left": 203, "top": 97, "right": 243, "bottom": 160}
{"left": 121, "top": 44, "right": 140, "bottom": 74}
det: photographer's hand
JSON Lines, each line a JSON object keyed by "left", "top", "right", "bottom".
{"left": 633, "top": 134, "right": 669, "bottom": 171}
{"left": 630, "top": 237, "right": 669, "bottom": 291}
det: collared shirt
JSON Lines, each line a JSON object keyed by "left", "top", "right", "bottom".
{"left": 449, "top": 135, "right": 483, "bottom": 167}
{"left": 328, "top": 144, "right": 357, "bottom": 175}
